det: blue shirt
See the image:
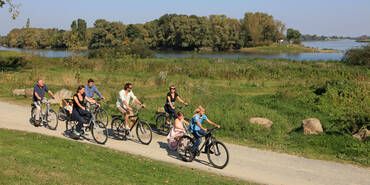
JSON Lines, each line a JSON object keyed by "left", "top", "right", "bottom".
{"left": 84, "top": 85, "right": 103, "bottom": 98}
{"left": 33, "top": 84, "right": 49, "bottom": 102}
{"left": 190, "top": 114, "right": 208, "bottom": 131}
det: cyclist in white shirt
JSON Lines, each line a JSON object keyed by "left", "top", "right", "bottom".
{"left": 116, "top": 83, "right": 145, "bottom": 130}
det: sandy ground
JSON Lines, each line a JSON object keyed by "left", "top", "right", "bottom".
{"left": 0, "top": 101, "right": 369, "bottom": 185}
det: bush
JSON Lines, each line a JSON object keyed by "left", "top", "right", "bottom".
{"left": 296, "top": 80, "right": 370, "bottom": 134}
{"left": 0, "top": 55, "right": 27, "bottom": 70}
{"left": 342, "top": 45, "right": 370, "bottom": 66}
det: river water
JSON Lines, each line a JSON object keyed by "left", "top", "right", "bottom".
{"left": 0, "top": 40, "right": 367, "bottom": 61}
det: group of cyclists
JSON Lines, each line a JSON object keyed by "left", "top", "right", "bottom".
{"left": 32, "top": 78, "right": 220, "bottom": 156}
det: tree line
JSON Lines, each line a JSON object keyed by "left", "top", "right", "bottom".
{"left": 0, "top": 12, "right": 302, "bottom": 52}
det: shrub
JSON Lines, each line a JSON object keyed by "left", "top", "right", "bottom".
{"left": 0, "top": 55, "right": 27, "bottom": 70}
{"left": 342, "top": 45, "right": 370, "bottom": 66}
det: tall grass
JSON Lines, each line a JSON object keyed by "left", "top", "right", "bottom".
{"left": 0, "top": 51, "right": 369, "bottom": 166}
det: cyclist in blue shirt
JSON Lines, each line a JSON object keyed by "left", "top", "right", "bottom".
{"left": 189, "top": 105, "right": 220, "bottom": 155}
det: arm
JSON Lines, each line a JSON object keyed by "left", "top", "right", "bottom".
{"left": 206, "top": 119, "right": 220, "bottom": 128}
{"left": 48, "top": 90, "right": 56, "bottom": 99}
{"left": 182, "top": 119, "right": 190, "bottom": 126}
{"left": 93, "top": 86, "right": 104, "bottom": 99}
{"left": 196, "top": 121, "right": 207, "bottom": 132}
{"left": 85, "top": 96, "right": 98, "bottom": 106}
{"left": 134, "top": 98, "right": 145, "bottom": 108}
{"left": 177, "top": 96, "right": 187, "bottom": 105}
{"left": 35, "top": 92, "right": 42, "bottom": 101}
{"left": 74, "top": 96, "right": 86, "bottom": 110}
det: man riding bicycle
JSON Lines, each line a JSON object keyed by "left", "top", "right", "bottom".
{"left": 33, "top": 79, "right": 56, "bottom": 126}
{"left": 189, "top": 106, "right": 220, "bottom": 156}
{"left": 84, "top": 78, "right": 104, "bottom": 109}
{"left": 116, "top": 83, "right": 145, "bottom": 132}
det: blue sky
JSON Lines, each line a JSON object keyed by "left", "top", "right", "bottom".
{"left": 0, "top": 0, "right": 369, "bottom": 36}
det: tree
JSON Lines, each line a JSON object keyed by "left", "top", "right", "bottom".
{"left": 26, "top": 18, "right": 30, "bottom": 29}
{"left": 286, "top": 28, "right": 301, "bottom": 44}
{"left": 77, "top": 19, "right": 87, "bottom": 43}
{"left": 0, "top": 0, "right": 21, "bottom": 19}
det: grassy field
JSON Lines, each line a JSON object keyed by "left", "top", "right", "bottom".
{"left": 0, "top": 51, "right": 369, "bottom": 166}
{"left": 0, "top": 129, "right": 249, "bottom": 185}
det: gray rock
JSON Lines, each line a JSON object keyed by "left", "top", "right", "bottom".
{"left": 12, "top": 89, "right": 25, "bottom": 96}
{"left": 49, "top": 89, "right": 72, "bottom": 104}
{"left": 352, "top": 129, "right": 369, "bottom": 141}
{"left": 250, "top": 117, "right": 273, "bottom": 128}
{"left": 302, "top": 118, "right": 323, "bottom": 135}
{"left": 24, "top": 88, "right": 34, "bottom": 98}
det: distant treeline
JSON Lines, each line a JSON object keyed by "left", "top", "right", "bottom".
{"left": 0, "top": 12, "right": 298, "bottom": 51}
{"left": 301, "top": 34, "right": 369, "bottom": 41}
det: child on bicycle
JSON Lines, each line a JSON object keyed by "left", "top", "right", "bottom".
{"left": 167, "top": 111, "right": 190, "bottom": 144}
{"left": 189, "top": 105, "right": 220, "bottom": 156}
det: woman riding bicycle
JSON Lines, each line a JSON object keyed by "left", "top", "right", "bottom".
{"left": 72, "top": 85, "right": 99, "bottom": 137}
{"left": 189, "top": 106, "right": 220, "bottom": 155}
{"left": 164, "top": 85, "right": 188, "bottom": 124}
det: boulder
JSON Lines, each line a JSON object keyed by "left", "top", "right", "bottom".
{"left": 302, "top": 118, "right": 323, "bottom": 135}
{"left": 24, "top": 88, "right": 34, "bottom": 98}
{"left": 157, "top": 107, "right": 165, "bottom": 113}
{"left": 352, "top": 129, "right": 370, "bottom": 141}
{"left": 249, "top": 117, "right": 273, "bottom": 129}
{"left": 49, "top": 89, "right": 72, "bottom": 104}
{"left": 12, "top": 89, "right": 25, "bottom": 96}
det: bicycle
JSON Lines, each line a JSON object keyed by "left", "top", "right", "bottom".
{"left": 89, "top": 98, "right": 109, "bottom": 126}
{"left": 155, "top": 105, "right": 190, "bottom": 134}
{"left": 167, "top": 122, "right": 191, "bottom": 151}
{"left": 31, "top": 98, "right": 58, "bottom": 130}
{"left": 65, "top": 103, "right": 108, "bottom": 145}
{"left": 177, "top": 127, "right": 229, "bottom": 169}
{"left": 58, "top": 98, "right": 73, "bottom": 122}
{"left": 111, "top": 106, "right": 153, "bottom": 145}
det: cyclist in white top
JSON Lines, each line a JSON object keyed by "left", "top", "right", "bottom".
{"left": 116, "top": 83, "right": 145, "bottom": 130}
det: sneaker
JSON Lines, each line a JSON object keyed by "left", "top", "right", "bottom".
{"left": 34, "top": 120, "right": 41, "bottom": 127}
{"left": 72, "top": 130, "right": 80, "bottom": 138}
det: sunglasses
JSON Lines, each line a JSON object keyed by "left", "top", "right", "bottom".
{"left": 170, "top": 88, "right": 176, "bottom": 90}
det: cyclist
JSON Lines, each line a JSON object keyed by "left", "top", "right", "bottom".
{"left": 164, "top": 85, "right": 188, "bottom": 124}
{"left": 33, "top": 79, "right": 56, "bottom": 126}
{"left": 84, "top": 78, "right": 104, "bottom": 109}
{"left": 72, "top": 85, "right": 99, "bottom": 137}
{"left": 116, "top": 83, "right": 145, "bottom": 131}
{"left": 167, "top": 111, "right": 190, "bottom": 142}
{"left": 189, "top": 105, "right": 220, "bottom": 156}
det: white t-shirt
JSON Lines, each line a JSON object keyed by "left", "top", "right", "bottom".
{"left": 116, "top": 90, "right": 137, "bottom": 108}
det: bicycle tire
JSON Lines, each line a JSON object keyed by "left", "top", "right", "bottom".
{"left": 207, "top": 141, "right": 229, "bottom": 169}
{"left": 31, "top": 107, "right": 36, "bottom": 123}
{"left": 58, "top": 108, "right": 66, "bottom": 121}
{"left": 177, "top": 135, "right": 195, "bottom": 162}
{"left": 136, "top": 120, "right": 153, "bottom": 145}
{"left": 111, "top": 117, "right": 126, "bottom": 140}
{"left": 91, "top": 120, "right": 108, "bottom": 144}
{"left": 95, "top": 108, "right": 109, "bottom": 126}
{"left": 46, "top": 109, "right": 59, "bottom": 130}
{"left": 156, "top": 114, "right": 168, "bottom": 133}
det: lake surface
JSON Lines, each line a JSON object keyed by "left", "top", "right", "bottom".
{"left": 1, "top": 40, "right": 367, "bottom": 61}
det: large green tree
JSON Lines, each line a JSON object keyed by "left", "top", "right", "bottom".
{"left": 286, "top": 28, "right": 302, "bottom": 44}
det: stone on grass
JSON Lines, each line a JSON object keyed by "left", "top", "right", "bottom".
{"left": 12, "top": 89, "right": 25, "bottom": 96}
{"left": 249, "top": 117, "right": 273, "bottom": 129}
{"left": 352, "top": 129, "right": 369, "bottom": 141}
{"left": 302, "top": 118, "right": 323, "bottom": 135}
{"left": 49, "top": 89, "right": 73, "bottom": 104}
{"left": 24, "top": 88, "right": 34, "bottom": 98}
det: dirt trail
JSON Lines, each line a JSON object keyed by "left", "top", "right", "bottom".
{"left": 0, "top": 101, "right": 369, "bottom": 185}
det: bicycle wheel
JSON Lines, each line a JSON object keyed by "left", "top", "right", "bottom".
{"left": 95, "top": 108, "right": 109, "bottom": 126}
{"left": 177, "top": 135, "right": 194, "bottom": 162}
{"left": 31, "top": 106, "right": 37, "bottom": 123}
{"left": 91, "top": 120, "right": 108, "bottom": 144}
{"left": 207, "top": 141, "right": 229, "bottom": 169}
{"left": 111, "top": 117, "right": 126, "bottom": 140}
{"left": 46, "top": 109, "right": 58, "bottom": 130}
{"left": 136, "top": 120, "right": 152, "bottom": 145}
{"left": 156, "top": 114, "right": 169, "bottom": 133}
{"left": 58, "top": 108, "right": 67, "bottom": 121}
{"left": 66, "top": 120, "right": 77, "bottom": 131}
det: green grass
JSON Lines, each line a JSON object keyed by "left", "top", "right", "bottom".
{"left": 0, "top": 129, "right": 250, "bottom": 185}
{"left": 0, "top": 51, "right": 369, "bottom": 166}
